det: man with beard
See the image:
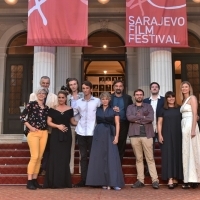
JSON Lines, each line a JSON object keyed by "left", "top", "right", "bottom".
{"left": 111, "top": 80, "right": 133, "bottom": 162}
{"left": 66, "top": 78, "right": 84, "bottom": 174}
{"left": 126, "top": 89, "right": 159, "bottom": 189}
{"left": 143, "top": 82, "right": 164, "bottom": 151}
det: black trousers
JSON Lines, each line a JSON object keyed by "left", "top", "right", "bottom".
{"left": 77, "top": 135, "right": 93, "bottom": 182}
{"left": 117, "top": 121, "right": 129, "bottom": 163}
{"left": 41, "top": 134, "right": 51, "bottom": 171}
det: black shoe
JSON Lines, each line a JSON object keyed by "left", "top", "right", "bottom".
{"left": 173, "top": 183, "right": 178, "bottom": 188}
{"left": 152, "top": 181, "right": 159, "bottom": 189}
{"left": 26, "top": 180, "right": 37, "bottom": 190}
{"left": 131, "top": 180, "right": 144, "bottom": 188}
{"left": 168, "top": 184, "right": 174, "bottom": 189}
{"left": 73, "top": 180, "right": 86, "bottom": 188}
{"left": 32, "top": 179, "right": 43, "bottom": 189}
{"left": 182, "top": 183, "right": 190, "bottom": 189}
{"left": 190, "top": 183, "right": 198, "bottom": 189}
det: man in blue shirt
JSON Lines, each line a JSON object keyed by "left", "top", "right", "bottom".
{"left": 111, "top": 80, "right": 133, "bottom": 163}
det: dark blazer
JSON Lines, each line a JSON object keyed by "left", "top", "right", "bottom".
{"left": 111, "top": 93, "right": 133, "bottom": 121}
{"left": 143, "top": 96, "right": 165, "bottom": 121}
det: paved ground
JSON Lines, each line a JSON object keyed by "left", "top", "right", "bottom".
{"left": 0, "top": 185, "right": 200, "bottom": 200}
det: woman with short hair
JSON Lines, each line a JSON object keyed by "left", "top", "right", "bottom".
{"left": 20, "top": 87, "right": 49, "bottom": 190}
{"left": 86, "top": 92, "right": 124, "bottom": 190}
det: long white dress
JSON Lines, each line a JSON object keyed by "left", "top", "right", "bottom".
{"left": 180, "top": 96, "right": 200, "bottom": 183}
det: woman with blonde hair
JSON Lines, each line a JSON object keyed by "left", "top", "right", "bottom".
{"left": 180, "top": 81, "right": 200, "bottom": 189}
{"left": 20, "top": 88, "right": 49, "bottom": 190}
{"left": 86, "top": 92, "right": 124, "bottom": 190}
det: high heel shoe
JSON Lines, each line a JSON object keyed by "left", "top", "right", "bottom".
{"left": 168, "top": 184, "right": 174, "bottom": 189}
{"left": 182, "top": 183, "right": 190, "bottom": 189}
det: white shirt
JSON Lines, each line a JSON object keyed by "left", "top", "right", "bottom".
{"left": 74, "top": 96, "right": 101, "bottom": 136}
{"left": 149, "top": 95, "right": 161, "bottom": 132}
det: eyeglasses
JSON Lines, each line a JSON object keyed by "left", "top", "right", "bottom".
{"left": 38, "top": 92, "right": 46, "bottom": 95}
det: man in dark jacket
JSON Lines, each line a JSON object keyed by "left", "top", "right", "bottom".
{"left": 143, "top": 82, "right": 164, "bottom": 150}
{"left": 111, "top": 80, "right": 133, "bottom": 163}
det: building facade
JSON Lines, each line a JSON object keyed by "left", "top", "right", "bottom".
{"left": 0, "top": 0, "right": 200, "bottom": 142}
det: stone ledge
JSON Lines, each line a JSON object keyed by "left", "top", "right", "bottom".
{"left": 0, "top": 134, "right": 24, "bottom": 144}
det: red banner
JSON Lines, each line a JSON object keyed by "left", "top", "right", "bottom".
{"left": 27, "top": 0, "right": 88, "bottom": 46}
{"left": 126, "top": 0, "right": 188, "bottom": 47}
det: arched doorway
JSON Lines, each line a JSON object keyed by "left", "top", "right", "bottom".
{"left": 82, "top": 31, "right": 126, "bottom": 96}
{"left": 172, "top": 32, "right": 200, "bottom": 105}
{"left": 4, "top": 33, "right": 34, "bottom": 134}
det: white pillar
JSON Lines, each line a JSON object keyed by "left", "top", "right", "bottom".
{"left": 126, "top": 48, "right": 137, "bottom": 96}
{"left": 71, "top": 47, "right": 82, "bottom": 83}
{"left": 138, "top": 48, "right": 150, "bottom": 97}
{"left": 33, "top": 47, "right": 56, "bottom": 93}
{"left": 55, "top": 47, "right": 72, "bottom": 93}
{"left": 150, "top": 48, "right": 172, "bottom": 96}
{"left": 0, "top": 53, "right": 6, "bottom": 134}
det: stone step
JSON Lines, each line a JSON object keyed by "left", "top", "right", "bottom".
{"left": 0, "top": 164, "right": 162, "bottom": 175}
{"left": 0, "top": 157, "right": 162, "bottom": 165}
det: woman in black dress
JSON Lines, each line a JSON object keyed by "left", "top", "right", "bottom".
{"left": 157, "top": 91, "right": 183, "bottom": 189}
{"left": 43, "top": 90, "right": 77, "bottom": 188}
{"left": 86, "top": 92, "right": 125, "bottom": 190}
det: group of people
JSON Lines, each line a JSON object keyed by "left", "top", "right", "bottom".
{"left": 20, "top": 76, "right": 200, "bottom": 191}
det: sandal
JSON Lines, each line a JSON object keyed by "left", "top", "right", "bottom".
{"left": 168, "top": 184, "right": 174, "bottom": 189}
{"left": 182, "top": 183, "right": 190, "bottom": 189}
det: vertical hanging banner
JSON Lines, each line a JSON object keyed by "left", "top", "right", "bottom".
{"left": 126, "top": 0, "right": 188, "bottom": 47}
{"left": 27, "top": 0, "right": 88, "bottom": 46}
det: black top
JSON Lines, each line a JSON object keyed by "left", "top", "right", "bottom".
{"left": 20, "top": 101, "right": 49, "bottom": 135}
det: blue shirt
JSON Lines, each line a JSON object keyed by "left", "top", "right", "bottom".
{"left": 113, "top": 96, "right": 126, "bottom": 121}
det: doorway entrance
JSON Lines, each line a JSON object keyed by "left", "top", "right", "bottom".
{"left": 3, "top": 33, "right": 33, "bottom": 134}
{"left": 172, "top": 32, "right": 200, "bottom": 106}
{"left": 82, "top": 31, "right": 126, "bottom": 96}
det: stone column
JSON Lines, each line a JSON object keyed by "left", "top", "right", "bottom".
{"left": 55, "top": 47, "right": 72, "bottom": 93}
{"left": 150, "top": 48, "right": 172, "bottom": 96}
{"left": 33, "top": 47, "right": 56, "bottom": 93}
{"left": 137, "top": 48, "right": 150, "bottom": 97}
{"left": 71, "top": 47, "right": 82, "bottom": 83}
{"left": 0, "top": 53, "right": 6, "bottom": 134}
{"left": 126, "top": 48, "right": 137, "bottom": 96}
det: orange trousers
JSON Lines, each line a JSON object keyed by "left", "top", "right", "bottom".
{"left": 27, "top": 130, "right": 48, "bottom": 174}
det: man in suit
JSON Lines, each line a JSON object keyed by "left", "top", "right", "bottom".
{"left": 29, "top": 76, "right": 57, "bottom": 175}
{"left": 143, "top": 82, "right": 164, "bottom": 150}
{"left": 111, "top": 80, "right": 133, "bottom": 163}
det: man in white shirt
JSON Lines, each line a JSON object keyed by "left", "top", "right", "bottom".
{"left": 73, "top": 81, "right": 101, "bottom": 187}
{"left": 143, "top": 82, "right": 164, "bottom": 175}
{"left": 29, "top": 76, "right": 57, "bottom": 175}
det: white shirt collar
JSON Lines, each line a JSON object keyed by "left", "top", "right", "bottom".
{"left": 149, "top": 95, "right": 161, "bottom": 100}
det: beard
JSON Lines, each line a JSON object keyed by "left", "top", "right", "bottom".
{"left": 115, "top": 89, "right": 122, "bottom": 94}
{"left": 135, "top": 99, "right": 143, "bottom": 103}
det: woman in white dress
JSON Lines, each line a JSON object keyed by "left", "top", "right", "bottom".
{"left": 180, "top": 81, "right": 200, "bottom": 189}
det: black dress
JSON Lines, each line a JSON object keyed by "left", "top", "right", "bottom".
{"left": 158, "top": 107, "right": 183, "bottom": 180}
{"left": 43, "top": 108, "right": 73, "bottom": 188}
{"left": 86, "top": 106, "right": 125, "bottom": 188}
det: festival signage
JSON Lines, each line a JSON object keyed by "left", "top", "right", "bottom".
{"left": 27, "top": 0, "right": 88, "bottom": 46}
{"left": 126, "top": 0, "right": 188, "bottom": 47}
